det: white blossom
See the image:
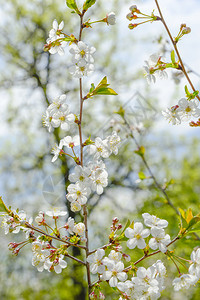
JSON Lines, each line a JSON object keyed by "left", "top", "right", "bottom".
{"left": 46, "top": 208, "right": 67, "bottom": 217}
{"left": 69, "top": 59, "right": 94, "bottom": 78}
{"left": 51, "top": 110, "right": 75, "bottom": 131}
{"left": 162, "top": 106, "right": 181, "bottom": 125}
{"left": 69, "top": 165, "right": 91, "bottom": 186}
{"left": 106, "top": 12, "right": 116, "bottom": 25}
{"left": 106, "top": 131, "right": 121, "bottom": 155}
{"left": 61, "top": 135, "right": 80, "bottom": 149}
{"left": 177, "top": 98, "right": 200, "bottom": 121}
{"left": 73, "top": 222, "right": 85, "bottom": 236}
{"left": 46, "top": 19, "right": 67, "bottom": 56}
{"left": 189, "top": 248, "right": 200, "bottom": 278}
{"left": 88, "top": 137, "right": 111, "bottom": 159}
{"left": 125, "top": 222, "right": 150, "bottom": 249}
{"left": 101, "top": 260, "right": 127, "bottom": 287}
{"left": 67, "top": 182, "right": 90, "bottom": 205}
{"left": 47, "top": 94, "right": 69, "bottom": 115}
{"left": 45, "top": 255, "right": 67, "bottom": 274}
{"left": 90, "top": 168, "right": 108, "bottom": 195}
{"left": 172, "top": 274, "right": 197, "bottom": 291}
{"left": 69, "top": 41, "right": 96, "bottom": 64}
{"left": 149, "top": 227, "right": 171, "bottom": 253}
{"left": 142, "top": 213, "right": 168, "bottom": 229}
{"left": 64, "top": 217, "right": 75, "bottom": 235}
{"left": 51, "top": 143, "right": 64, "bottom": 163}
{"left": 87, "top": 249, "right": 105, "bottom": 274}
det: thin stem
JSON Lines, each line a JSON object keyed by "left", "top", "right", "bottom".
{"left": 172, "top": 255, "right": 189, "bottom": 271}
{"left": 154, "top": 0, "right": 200, "bottom": 101}
{"left": 66, "top": 253, "right": 86, "bottom": 265}
{"left": 25, "top": 223, "right": 86, "bottom": 250}
{"left": 78, "top": 12, "right": 92, "bottom": 295}
{"left": 124, "top": 116, "right": 179, "bottom": 214}
{"left": 89, "top": 243, "right": 112, "bottom": 255}
{"left": 125, "top": 236, "right": 180, "bottom": 271}
{"left": 168, "top": 253, "right": 182, "bottom": 275}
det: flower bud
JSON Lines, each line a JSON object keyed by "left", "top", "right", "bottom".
{"left": 99, "top": 292, "right": 105, "bottom": 299}
{"left": 129, "top": 5, "right": 138, "bottom": 12}
{"left": 128, "top": 23, "right": 138, "bottom": 30}
{"left": 182, "top": 27, "right": 191, "bottom": 34}
{"left": 74, "top": 223, "right": 85, "bottom": 236}
{"left": 106, "top": 12, "right": 116, "bottom": 25}
{"left": 112, "top": 217, "right": 119, "bottom": 224}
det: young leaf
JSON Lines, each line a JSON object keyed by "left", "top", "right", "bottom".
{"left": 171, "top": 50, "right": 176, "bottom": 64}
{"left": 90, "top": 83, "right": 95, "bottom": 93}
{"left": 185, "top": 208, "right": 193, "bottom": 224}
{"left": 138, "top": 171, "right": 146, "bottom": 180}
{"left": 185, "top": 85, "right": 191, "bottom": 97}
{"left": 95, "top": 87, "right": 118, "bottom": 95}
{"left": 83, "top": 0, "right": 96, "bottom": 12}
{"left": 134, "top": 146, "right": 145, "bottom": 157}
{"left": 0, "top": 197, "right": 10, "bottom": 214}
{"left": 66, "top": 0, "right": 80, "bottom": 14}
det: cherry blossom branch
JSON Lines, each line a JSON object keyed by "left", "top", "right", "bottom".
{"left": 78, "top": 11, "right": 92, "bottom": 293}
{"left": 125, "top": 236, "right": 180, "bottom": 271}
{"left": 25, "top": 222, "right": 86, "bottom": 250}
{"left": 65, "top": 253, "right": 86, "bottom": 265}
{"left": 89, "top": 243, "right": 113, "bottom": 255}
{"left": 123, "top": 116, "right": 179, "bottom": 215}
{"left": 155, "top": 0, "right": 200, "bottom": 101}
{"left": 123, "top": 117, "right": 200, "bottom": 241}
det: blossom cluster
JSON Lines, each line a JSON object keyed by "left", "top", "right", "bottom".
{"left": 172, "top": 248, "right": 200, "bottom": 291}
{"left": 143, "top": 53, "right": 168, "bottom": 84}
{"left": 45, "top": 20, "right": 67, "bottom": 56}
{"left": 125, "top": 213, "right": 171, "bottom": 253}
{"left": 69, "top": 41, "right": 96, "bottom": 78}
{"left": 162, "top": 98, "right": 200, "bottom": 125}
{"left": 43, "top": 94, "right": 75, "bottom": 133}
{"left": 66, "top": 131, "right": 121, "bottom": 212}
{"left": 2, "top": 208, "right": 85, "bottom": 273}
{"left": 87, "top": 248, "right": 166, "bottom": 299}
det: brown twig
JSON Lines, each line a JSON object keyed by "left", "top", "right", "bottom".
{"left": 155, "top": 0, "right": 200, "bottom": 101}
{"left": 78, "top": 11, "right": 92, "bottom": 294}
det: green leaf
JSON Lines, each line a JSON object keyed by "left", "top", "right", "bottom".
{"left": 179, "top": 207, "right": 186, "bottom": 219}
{"left": 188, "top": 216, "right": 200, "bottom": 229}
{"left": 120, "top": 219, "right": 130, "bottom": 235}
{"left": 185, "top": 208, "right": 193, "bottom": 224}
{"left": 85, "top": 76, "right": 118, "bottom": 99}
{"left": 171, "top": 50, "right": 176, "bottom": 64}
{"left": 89, "top": 83, "right": 95, "bottom": 93}
{"left": 0, "top": 197, "right": 10, "bottom": 214}
{"left": 134, "top": 146, "right": 145, "bottom": 157}
{"left": 138, "top": 171, "right": 146, "bottom": 180}
{"left": 185, "top": 85, "right": 190, "bottom": 97}
{"left": 83, "top": 0, "right": 96, "bottom": 12}
{"left": 66, "top": 0, "right": 80, "bottom": 14}
{"left": 95, "top": 87, "right": 118, "bottom": 95}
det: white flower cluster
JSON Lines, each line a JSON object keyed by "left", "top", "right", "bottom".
{"left": 35, "top": 212, "right": 86, "bottom": 237}
{"left": 66, "top": 131, "right": 121, "bottom": 212}
{"left": 43, "top": 94, "right": 75, "bottom": 133}
{"left": 2, "top": 210, "right": 27, "bottom": 235}
{"left": 87, "top": 248, "right": 166, "bottom": 299}
{"left": 69, "top": 41, "right": 96, "bottom": 78}
{"left": 143, "top": 53, "right": 168, "bottom": 84}
{"left": 172, "top": 248, "right": 200, "bottom": 291}
{"left": 118, "top": 260, "right": 166, "bottom": 300}
{"left": 162, "top": 98, "right": 200, "bottom": 125}
{"left": 32, "top": 240, "right": 67, "bottom": 274}
{"left": 46, "top": 19, "right": 67, "bottom": 56}
{"left": 125, "top": 213, "right": 171, "bottom": 253}
{"left": 87, "top": 249, "right": 128, "bottom": 287}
